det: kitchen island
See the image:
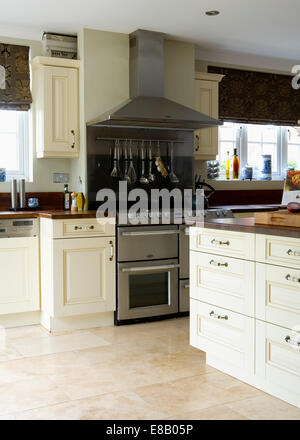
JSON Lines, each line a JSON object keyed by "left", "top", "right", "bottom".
{"left": 190, "top": 218, "right": 300, "bottom": 408}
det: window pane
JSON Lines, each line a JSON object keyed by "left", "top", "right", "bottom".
{"left": 219, "top": 122, "right": 237, "bottom": 141}
{"left": 0, "top": 133, "right": 18, "bottom": 170}
{"left": 288, "top": 145, "right": 300, "bottom": 170}
{"left": 288, "top": 127, "right": 300, "bottom": 144}
{"left": 247, "top": 143, "right": 262, "bottom": 171}
{"left": 262, "top": 126, "right": 277, "bottom": 143}
{"left": 0, "top": 110, "right": 18, "bottom": 133}
{"left": 247, "top": 124, "right": 262, "bottom": 142}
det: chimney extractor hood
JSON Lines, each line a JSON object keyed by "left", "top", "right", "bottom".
{"left": 88, "top": 30, "right": 222, "bottom": 131}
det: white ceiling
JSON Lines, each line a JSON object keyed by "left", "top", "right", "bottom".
{"left": 0, "top": 0, "right": 299, "bottom": 61}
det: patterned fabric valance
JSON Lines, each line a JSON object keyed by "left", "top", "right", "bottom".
{"left": 0, "top": 43, "right": 32, "bottom": 111}
{"left": 208, "top": 65, "right": 300, "bottom": 126}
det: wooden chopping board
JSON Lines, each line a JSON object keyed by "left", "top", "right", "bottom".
{"left": 254, "top": 210, "right": 300, "bottom": 227}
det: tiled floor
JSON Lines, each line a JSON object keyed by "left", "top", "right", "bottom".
{"left": 0, "top": 317, "right": 299, "bottom": 420}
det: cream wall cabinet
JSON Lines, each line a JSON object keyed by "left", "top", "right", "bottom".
{"left": 40, "top": 218, "right": 116, "bottom": 331}
{"left": 31, "top": 57, "right": 80, "bottom": 159}
{"left": 194, "top": 72, "right": 224, "bottom": 160}
{"left": 190, "top": 228, "right": 300, "bottom": 408}
{"left": 0, "top": 237, "right": 39, "bottom": 315}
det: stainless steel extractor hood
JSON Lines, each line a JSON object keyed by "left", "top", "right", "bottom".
{"left": 88, "top": 29, "right": 222, "bottom": 131}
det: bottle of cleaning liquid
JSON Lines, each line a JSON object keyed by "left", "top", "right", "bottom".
{"left": 232, "top": 148, "right": 240, "bottom": 180}
{"left": 225, "top": 150, "right": 231, "bottom": 180}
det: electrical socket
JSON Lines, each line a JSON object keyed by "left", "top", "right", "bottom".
{"left": 53, "top": 173, "right": 69, "bottom": 183}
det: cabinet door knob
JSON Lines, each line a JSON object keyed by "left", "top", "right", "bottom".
{"left": 109, "top": 240, "right": 114, "bottom": 261}
{"left": 285, "top": 274, "right": 300, "bottom": 283}
{"left": 211, "top": 239, "right": 230, "bottom": 246}
{"left": 74, "top": 226, "right": 82, "bottom": 230}
{"left": 89, "top": 225, "right": 94, "bottom": 230}
{"left": 71, "top": 130, "right": 75, "bottom": 149}
{"left": 285, "top": 335, "right": 300, "bottom": 347}
{"left": 287, "top": 249, "right": 300, "bottom": 257}
{"left": 209, "top": 310, "right": 228, "bottom": 320}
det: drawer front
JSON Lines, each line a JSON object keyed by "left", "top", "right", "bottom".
{"left": 256, "top": 234, "right": 300, "bottom": 269}
{"left": 53, "top": 219, "right": 115, "bottom": 238}
{"left": 256, "top": 320, "right": 300, "bottom": 407}
{"left": 190, "top": 298, "right": 255, "bottom": 374}
{"left": 190, "top": 251, "right": 255, "bottom": 316}
{"left": 256, "top": 263, "right": 300, "bottom": 330}
{"left": 190, "top": 227, "right": 255, "bottom": 260}
{"left": 179, "top": 279, "right": 190, "bottom": 313}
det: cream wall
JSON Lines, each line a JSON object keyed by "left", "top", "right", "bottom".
{"left": 0, "top": 35, "right": 72, "bottom": 193}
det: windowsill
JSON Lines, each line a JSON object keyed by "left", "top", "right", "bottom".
{"left": 205, "top": 179, "right": 284, "bottom": 190}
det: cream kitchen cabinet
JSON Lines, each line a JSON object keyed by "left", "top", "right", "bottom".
{"left": 0, "top": 237, "right": 39, "bottom": 315}
{"left": 31, "top": 57, "right": 80, "bottom": 158}
{"left": 194, "top": 72, "right": 224, "bottom": 160}
{"left": 190, "top": 227, "right": 300, "bottom": 408}
{"left": 40, "top": 218, "right": 116, "bottom": 332}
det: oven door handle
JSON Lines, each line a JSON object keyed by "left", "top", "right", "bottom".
{"left": 121, "top": 264, "right": 180, "bottom": 273}
{"left": 121, "top": 230, "right": 180, "bottom": 236}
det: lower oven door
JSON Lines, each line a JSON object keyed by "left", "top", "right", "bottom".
{"left": 118, "top": 259, "right": 179, "bottom": 321}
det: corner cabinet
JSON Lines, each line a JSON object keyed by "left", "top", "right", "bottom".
{"left": 31, "top": 57, "right": 80, "bottom": 158}
{"left": 194, "top": 72, "right": 224, "bottom": 160}
{"left": 40, "top": 218, "right": 116, "bottom": 332}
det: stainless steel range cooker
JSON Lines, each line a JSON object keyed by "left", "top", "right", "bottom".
{"left": 116, "top": 208, "right": 233, "bottom": 324}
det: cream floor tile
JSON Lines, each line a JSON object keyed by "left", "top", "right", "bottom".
{"left": 8, "top": 332, "right": 110, "bottom": 357}
{"left": 167, "top": 404, "right": 248, "bottom": 420}
{"left": 226, "top": 395, "right": 300, "bottom": 420}
{"left": 0, "top": 376, "right": 70, "bottom": 416}
{"left": 133, "top": 375, "right": 246, "bottom": 417}
{"left": 0, "top": 347, "right": 23, "bottom": 363}
{"left": 0, "top": 325, "right": 48, "bottom": 341}
{"left": 12, "top": 391, "right": 167, "bottom": 420}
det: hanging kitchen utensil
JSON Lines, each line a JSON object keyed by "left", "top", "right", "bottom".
{"left": 110, "top": 139, "right": 119, "bottom": 178}
{"left": 139, "top": 141, "right": 149, "bottom": 184}
{"left": 123, "top": 140, "right": 131, "bottom": 184}
{"left": 117, "top": 141, "right": 123, "bottom": 180}
{"left": 155, "top": 140, "right": 168, "bottom": 178}
{"left": 168, "top": 142, "right": 179, "bottom": 183}
{"left": 126, "top": 140, "right": 137, "bottom": 185}
{"left": 147, "top": 141, "right": 155, "bottom": 183}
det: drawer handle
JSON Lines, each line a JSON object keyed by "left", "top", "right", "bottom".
{"left": 209, "top": 310, "right": 228, "bottom": 320}
{"left": 71, "top": 130, "right": 75, "bottom": 149}
{"left": 285, "top": 335, "right": 300, "bottom": 347}
{"left": 287, "top": 249, "right": 300, "bottom": 257}
{"left": 209, "top": 260, "right": 228, "bottom": 267}
{"left": 211, "top": 239, "right": 230, "bottom": 246}
{"left": 285, "top": 274, "right": 300, "bottom": 283}
{"left": 74, "top": 226, "right": 83, "bottom": 230}
{"left": 109, "top": 240, "right": 114, "bottom": 261}
{"left": 184, "top": 284, "right": 190, "bottom": 289}
{"left": 88, "top": 225, "right": 95, "bottom": 230}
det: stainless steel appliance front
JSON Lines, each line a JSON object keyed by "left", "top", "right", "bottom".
{"left": 117, "top": 259, "right": 179, "bottom": 321}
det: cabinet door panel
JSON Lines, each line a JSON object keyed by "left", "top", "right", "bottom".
{"left": 190, "top": 251, "right": 254, "bottom": 316}
{"left": 256, "top": 320, "right": 300, "bottom": 407}
{"left": 256, "top": 262, "right": 300, "bottom": 329}
{"left": 190, "top": 298, "right": 255, "bottom": 375}
{"left": 43, "top": 66, "right": 79, "bottom": 155}
{"left": 0, "top": 238, "right": 39, "bottom": 314}
{"left": 53, "top": 237, "right": 115, "bottom": 317}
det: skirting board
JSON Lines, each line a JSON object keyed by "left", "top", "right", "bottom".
{"left": 40, "top": 311, "right": 114, "bottom": 333}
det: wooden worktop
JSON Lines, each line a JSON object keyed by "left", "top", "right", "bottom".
{"left": 200, "top": 217, "right": 300, "bottom": 239}
{"left": 0, "top": 210, "right": 98, "bottom": 219}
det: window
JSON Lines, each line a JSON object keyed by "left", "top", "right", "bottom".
{"left": 218, "top": 122, "right": 300, "bottom": 180}
{"left": 0, "top": 110, "right": 29, "bottom": 179}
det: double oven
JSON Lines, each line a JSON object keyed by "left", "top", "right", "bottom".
{"left": 117, "top": 224, "right": 183, "bottom": 323}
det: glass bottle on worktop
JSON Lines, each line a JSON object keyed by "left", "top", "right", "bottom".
{"left": 225, "top": 150, "right": 231, "bottom": 180}
{"left": 232, "top": 148, "right": 240, "bottom": 180}
{"left": 64, "top": 184, "right": 71, "bottom": 210}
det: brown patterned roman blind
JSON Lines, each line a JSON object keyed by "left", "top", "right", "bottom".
{"left": 208, "top": 65, "right": 300, "bottom": 126}
{"left": 0, "top": 43, "right": 32, "bottom": 111}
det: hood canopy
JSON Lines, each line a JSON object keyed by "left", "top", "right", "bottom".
{"left": 88, "top": 30, "right": 222, "bottom": 131}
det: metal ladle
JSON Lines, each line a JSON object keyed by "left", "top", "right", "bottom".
{"left": 139, "top": 141, "right": 149, "bottom": 184}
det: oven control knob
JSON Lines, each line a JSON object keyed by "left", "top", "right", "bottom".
{"left": 222, "top": 210, "right": 227, "bottom": 216}
{"left": 216, "top": 211, "right": 220, "bottom": 217}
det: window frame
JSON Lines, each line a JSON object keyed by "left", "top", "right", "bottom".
{"left": 217, "top": 123, "right": 293, "bottom": 181}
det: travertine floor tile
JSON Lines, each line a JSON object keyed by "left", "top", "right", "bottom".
{"left": 226, "top": 395, "right": 300, "bottom": 420}
{"left": 0, "top": 376, "right": 69, "bottom": 415}
{"left": 11, "top": 391, "right": 167, "bottom": 420}
{"left": 167, "top": 404, "right": 249, "bottom": 420}
{"left": 9, "top": 332, "right": 110, "bottom": 357}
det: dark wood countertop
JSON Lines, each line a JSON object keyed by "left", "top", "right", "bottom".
{"left": 209, "top": 204, "right": 283, "bottom": 213}
{"left": 199, "top": 217, "right": 300, "bottom": 239}
{"left": 0, "top": 210, "right": 98, "bottom": 219}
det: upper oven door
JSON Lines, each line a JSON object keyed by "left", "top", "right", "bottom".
{"left": 118, "top": 225, "right": 179, "bottom": 262}
{"left": 118, "top": 259, "right": 179, "bottom": 321}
